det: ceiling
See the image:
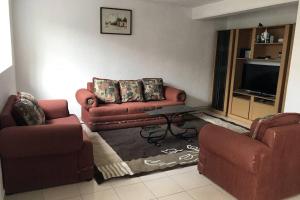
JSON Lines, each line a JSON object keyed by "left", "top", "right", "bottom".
{"left": 148, "top": 0, "right": 223, "bottom": 7}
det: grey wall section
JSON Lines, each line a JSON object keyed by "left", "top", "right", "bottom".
{"left": 11, "top": 0, "right": 226, "bottom": 115}
{"left": 0, "top": 66, "right": 16, "bottom": 111}
{"left": 226, "top": 3, "right": 298, "bottom": 29}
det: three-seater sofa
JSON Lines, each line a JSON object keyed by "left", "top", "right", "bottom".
{"left": 76, "top": 82, "right": 186, "bottom": 131}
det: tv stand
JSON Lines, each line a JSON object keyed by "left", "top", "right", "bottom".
{"left": 231, "top": 89, "right": 276, "bottom": 121}
{"left": 234, "top": 89, "right": 275, "bottom": 100}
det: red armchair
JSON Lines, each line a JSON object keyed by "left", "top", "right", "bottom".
{"left": 198, "top": 113, "right": 300, "bottom": 200}
{"left": 0, "top": 95, "right": 94, "bottom": 194}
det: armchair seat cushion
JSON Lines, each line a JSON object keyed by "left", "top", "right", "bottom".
{"left": 46, "top": 115, "right": 80, "bottom": 125}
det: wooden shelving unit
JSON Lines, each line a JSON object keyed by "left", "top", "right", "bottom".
{"left": 226, "top": 24, "right": 294, "bottom": 124}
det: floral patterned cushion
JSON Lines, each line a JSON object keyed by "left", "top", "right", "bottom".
{"left": 13, "top": 98, "right": 45, "bottom": 125}
{"left": 93, "top": 78, "right": 121, "bottom": 103}
{"left": 15, "top": 92, "right": 46, "bottom": 125}
{"left": 119, "top": 80, "right": 144, "bottom": 102}
{"left": 142, "top": 78, "right": 165, "bottom": 101}
{"left": 17, "top": 91, "right": 38, "bottom": 104}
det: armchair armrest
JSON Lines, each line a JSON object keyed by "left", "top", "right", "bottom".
{"left": 199, "top": 124, "right": 271, "bottom": 174}
{"left": 38, "top": 99, "right": 69, "bottom": 119}
{"left": 0, "top": 123, "right": 83, "bottom": 158}
{"left": 164, "top": 86, "right": 186, "bottom": 102}
{"left": 76, "top": 89, "right": 98, "bottom": 109}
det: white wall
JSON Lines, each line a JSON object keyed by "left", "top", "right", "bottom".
{"left": 285, "top": 2, "right": 300, "bottom": 112}
{"left": 0, "top": 0, "right": 13, "bottom": 74}
{"left": 226, "top": 3, "right": 298, "bottom": 29}
{"left": 12, "top": 0, "right": 225, "bottom": 115}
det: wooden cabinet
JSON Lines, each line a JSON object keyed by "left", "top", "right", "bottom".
{"left": 211, "top": 24, "right": 294, "bottom": 123}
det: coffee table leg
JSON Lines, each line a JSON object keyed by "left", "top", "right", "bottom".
{"left": 140, "top": 126, "right": 168, "bottom": 146}
{"left": 165, "top": 114, "right": 197, "bottom": 141}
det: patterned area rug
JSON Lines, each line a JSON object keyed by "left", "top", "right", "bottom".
{"left": 82, "top": 113, "right": 249, "bottom": 184}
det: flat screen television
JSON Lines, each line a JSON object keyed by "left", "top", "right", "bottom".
{"left": 241, "top": 63, "right": 279, "bottom": 96}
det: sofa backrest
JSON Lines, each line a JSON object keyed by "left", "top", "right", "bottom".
{"left": 0, "top": 95, "right": 17, "bottom": 129}
{"left": 250, "top": 113, "right": 300, "bottom": 141}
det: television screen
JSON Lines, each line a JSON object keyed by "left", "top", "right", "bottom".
{"left": 241, "top": 63, "right": 279, "bottom": 96}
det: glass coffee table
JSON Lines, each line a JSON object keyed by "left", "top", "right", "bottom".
{"left": 140, "top": 105, "right": 206, "bottom": 146}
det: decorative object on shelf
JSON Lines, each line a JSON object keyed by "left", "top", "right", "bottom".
{"left": 278, "top": 38, "right": 284, "bottom": 43}
{"left": 239, "top": 48, "right": 250, "bottom": 58}
{"left": 270, "top": 35, "right": 275, "bottom": 43}
{"left": 256, "top": 34, "right": 261, "bottom": 43}
{"left": 245, "top": 50, "right": 251, "bottom": 59}
{"left": 100, "top": 7, "right": 132, "bottom": 35}
{"left": 260, "top": 28, "right": 270, "bottom": 43}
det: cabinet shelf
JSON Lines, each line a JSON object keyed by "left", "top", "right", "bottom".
{"left": 233, "top": 90, "right": 275, "bottom": 102}
{"left": 255, "top": 42, "right": 283, "bottom": 45}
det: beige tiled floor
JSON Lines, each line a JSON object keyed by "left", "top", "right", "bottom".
{"left": 4, "top": 165, "right": 300, "bottom": 200}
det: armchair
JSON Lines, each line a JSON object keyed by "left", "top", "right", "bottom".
{"left": 198, "top": 113, "right": 300, "bottom": 200}
{"left": 0, "top": 95, "right": 94, "bottom": 194}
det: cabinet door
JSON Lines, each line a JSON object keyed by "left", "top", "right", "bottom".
{"left": 212, "top": 30, "right": 232, "bottom": 112}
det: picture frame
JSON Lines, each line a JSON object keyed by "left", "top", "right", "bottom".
{"left": 100, "top": 7, "right": 132, "bottom": 35}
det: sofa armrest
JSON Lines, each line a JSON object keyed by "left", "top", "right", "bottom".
{"left": 0, "top": 123, "right": 83, "bottom": 158}
{"left": 38, "top": 99, "right": 69, "bottom": 119}
{"left": 76, "top": 89, "right": 98, "bottom": 109}
{"left": 199, "top": 124, "right": 271, "bottom": 174}
{"left": 164, "top": 86, "right": 186, "bottom": 102}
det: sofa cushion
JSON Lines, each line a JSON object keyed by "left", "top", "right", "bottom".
{"left": 89, "top": 104, "right": 128, "bottom": 117}
{"left": 17, "top": 92, "right": 46, "bottom": 124}
{"left": 250, "top": 113, "right": 300, "bottom": 140}
{"left": 142, "top": 78, "right": 165, "bottom": 101}
{"left": 93, "top": 78, "right": 121, "bottom": 103}
{"left": 13, "top": 98, "right": 46, "bottom": 126}
{"left": 119, "top": 80, "right": 144, "bottom": 102}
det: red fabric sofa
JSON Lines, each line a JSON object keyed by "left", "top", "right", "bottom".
{"left": 0, "top": 95, "right": 94, "bottom": 194}
{"left": 76, "top": 82, "right": 186, "bottom": 131}
{"left": 198, "top": 113, "right": 300, "bottom": 200}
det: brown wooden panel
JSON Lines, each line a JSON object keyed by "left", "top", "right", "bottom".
{"left": 231, "top": 97, "right": 250, "bottom": 119}
{"left": 250, "top": 102, "right": 276, "bottom": 120}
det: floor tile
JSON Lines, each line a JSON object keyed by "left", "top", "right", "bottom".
{"left": 158, "top": 192, "right": 194, "bottom": 200}
{"left": 78, "top": 180, "right": 112, "bottom": 195}
{"left": 108, "top": 177, "right": 142, "bottom": 188}
{"left": 144, "top": 177, "right": 183, "bottom": 197}
{"left": 170, "top": 170, "right": 211, "bottom": 190}
{"left": 115, "top": 182, "right": 155, "bottom": 200}
{"left": 81, "top": 189, "right": 119, "bottom": 200}
{"left": 212, "top": 184, "right": 237, "bottom": 200}
{"left": 187, "top": 185, "right": 233, "bottom": 200}
{"left": 42, "top": 183, "right": 80, "bottom": 200}
{"left": 140, "top": 171, "right": 168, "bottom": 182}
{"left": 165, "top": 165, "right": 197, "bottom": 176}
{"left": 4, "top": 190, "right": 44, "bottom": 200}
{"left": 286, "top": 194, "right": 300, "bottom": 200}
{"left": 63, "top": 197, "right": 82, "bottom": 200}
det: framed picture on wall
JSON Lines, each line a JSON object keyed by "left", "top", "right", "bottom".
{"left": 100, "top": 7, "right": 132, "bottom": 35}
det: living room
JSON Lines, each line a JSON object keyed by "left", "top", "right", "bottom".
{"left": 1, "top": 0, "right": 300, "bottom": 200}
